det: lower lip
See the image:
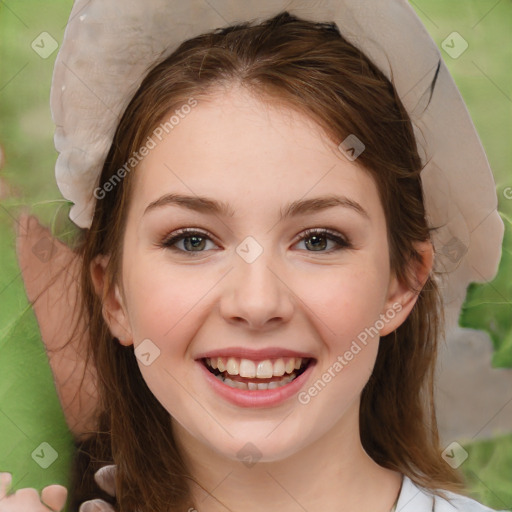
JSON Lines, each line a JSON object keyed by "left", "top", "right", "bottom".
{"left": 197, "top": 360, "right": 315, "bottom": 408}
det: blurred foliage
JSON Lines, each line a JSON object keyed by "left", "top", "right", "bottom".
{"left": 0, "top": 200, "right": 74, "bottom": 505}
{"left": 460, "top": 215, "right": 512, "bottom": 368}
{"left": 463, "top": 432, "right": 512, "bottom": 511}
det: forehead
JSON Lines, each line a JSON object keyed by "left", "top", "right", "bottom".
{"left": 129, "top": 86, "right": 382, "bottom": 221}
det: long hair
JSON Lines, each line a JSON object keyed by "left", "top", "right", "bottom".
{"left": 64, "top": 11, "right": 466, "bottom": 511}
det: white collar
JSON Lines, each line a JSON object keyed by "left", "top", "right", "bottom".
{"left": 396, "top": 475, "right": 502, "bottom": 512}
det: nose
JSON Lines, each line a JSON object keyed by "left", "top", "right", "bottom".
{"left": 219, "top": 242, "right": 294, "bottom": 331}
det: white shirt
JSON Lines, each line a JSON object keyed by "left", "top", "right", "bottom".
{"left": 395, "top": 475, "right": 507, "bottom": 511}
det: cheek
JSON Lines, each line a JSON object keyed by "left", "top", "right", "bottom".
{"left": 122, "top": 260, "right": 209, "bottom": 414}
{"left": 295, "top": 259, "right": 390, "bottom": 348}
{"left": 123, "top": 257, "right": 215, "bottom": 345}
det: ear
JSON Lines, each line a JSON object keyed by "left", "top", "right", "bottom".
{"left": 90, "top": 254, "right": 133, "bottom": 346}
{"left": 379, "top": 239, "right": 434, "bottom": 336}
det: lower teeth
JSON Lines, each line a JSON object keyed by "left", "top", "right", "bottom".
{"left": 215, "top": 373, "right": 296, "bottom": 390}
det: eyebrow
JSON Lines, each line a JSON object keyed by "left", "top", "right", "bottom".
{"left": 143, "top": 193, "right": 369, "bottom": 221}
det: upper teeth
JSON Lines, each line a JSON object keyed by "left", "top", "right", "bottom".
{"left": 206, "top": 357, "right": 304, "bottom": 378}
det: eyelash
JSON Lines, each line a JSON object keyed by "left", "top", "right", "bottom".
{"left": 159, "top": 227, "right": 351, "bottom": 255}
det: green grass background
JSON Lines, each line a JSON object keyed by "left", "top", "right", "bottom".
{"left": 0, "top": 1, "right": 511, "bottom": 510}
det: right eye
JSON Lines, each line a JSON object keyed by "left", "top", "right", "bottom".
{"left": 159, "top": 228, "right": 219, "bottom": 255}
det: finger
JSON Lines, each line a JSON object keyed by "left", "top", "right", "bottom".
{"left": 12, "top": 487, "right": 43, "bottom": 505}
{"left": 16, "top": 213, "right": 44, "bottom": 244}
{"left": 78, "top": 499, "right": 116, "bottom": 512}
{"left": 93, "top": 465, "right": 116, "bottom": 497}
{"left": 0, "top": 473, "right": 12, "bottom": 499}
{"left": 15, "top": 213, "right": 30, "bottom": 239}
{"left": 41, "top": 484, "right": 68, "bottom": 511}
{"left": 15, "top": 214, "right": 45, "bottom": 275}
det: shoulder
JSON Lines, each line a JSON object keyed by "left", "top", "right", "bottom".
{"left": 396, "top": 475, "right": 507, "bottom": 512}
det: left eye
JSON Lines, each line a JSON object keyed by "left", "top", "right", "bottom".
{"left": 295, "top": 228, "right": 350, "bottom": 252}
{"left": 159, "top": 228, "right": 350, "bottom": 254}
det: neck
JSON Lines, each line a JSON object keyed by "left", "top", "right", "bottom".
{"left": 172, "top": 399, "right": 402, "bottom": 512}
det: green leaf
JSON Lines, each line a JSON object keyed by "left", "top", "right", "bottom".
{"left": 462, "top": 433, "right": 512, "bottom": 511}
{"left": 0, "top": 200, "right": 74, "bottom": 505}
{"left": 459, "top": 214, "right": 512, "bottom": 368}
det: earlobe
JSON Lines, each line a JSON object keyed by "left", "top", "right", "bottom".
{"left": 90, "top": 254, "right": 133, "bottom": 346}
{"left": 379, "top": 240, "right": 434, "bottom": 337}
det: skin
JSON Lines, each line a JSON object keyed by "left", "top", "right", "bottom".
{"left": 91, "top": 85, "right": 433, "bottom": 511}
{"left": 0, "top": 472, "right": 67, "bottom": 511}
{"left": 15, "top": 214, "right": 99, "bottom": 440}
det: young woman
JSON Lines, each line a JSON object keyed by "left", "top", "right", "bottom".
{"left": 1, "top": 2, "right": 505, "bottom": 512}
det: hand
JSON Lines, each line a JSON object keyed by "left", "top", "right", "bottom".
{"left": 14, "top": 213, "right": 99, "bottom": 440}
{"left": 78, "top": 465, "right": 116, "bottom": 512}
{"left": 0, "top": 472, "right": 67, "bottom": 511}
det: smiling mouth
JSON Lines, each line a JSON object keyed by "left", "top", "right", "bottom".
{"left": 202, "top": 356, "right": 313, "bottom": 390}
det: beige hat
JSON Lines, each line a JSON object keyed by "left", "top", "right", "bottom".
{"left": 50, "top": 0, "right": 504, "bottom": 312}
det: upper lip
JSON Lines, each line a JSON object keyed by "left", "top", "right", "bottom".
{"left": 195, "top": 347, "right": 316, "bottom": 361}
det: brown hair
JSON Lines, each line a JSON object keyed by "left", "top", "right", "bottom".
{"left": 65, "top": 10, "right": 467, "bottom": 511}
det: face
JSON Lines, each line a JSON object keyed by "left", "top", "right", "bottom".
{"left": 98, "top": 86, "right": 421, "bottom": 463}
